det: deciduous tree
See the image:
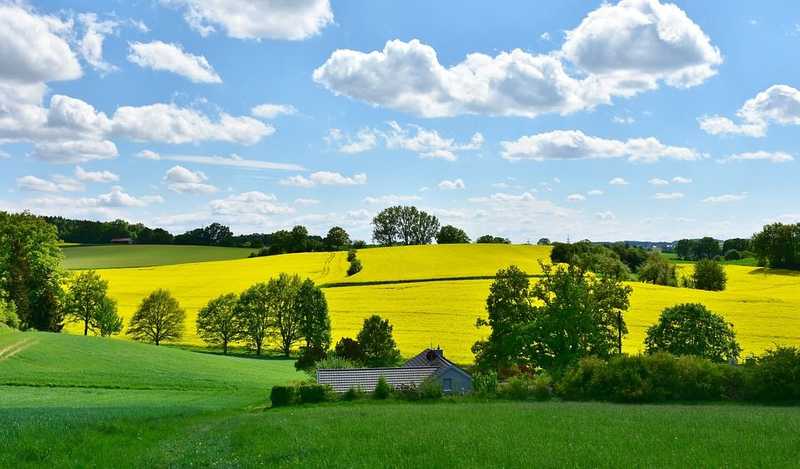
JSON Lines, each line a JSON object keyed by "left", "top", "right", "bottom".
{"left": 128, "top": 289, "right": 185, "bottom": 345}
{"left": 357, "top": 315, "right": 402, "bottom": 367}
{"left": 645, "top": 303, "right": 740, "bottom": 363}
{"left": 197, "top": 293, "right": 242, "bottom": 354}
{"left": 267, "top": 273, "right": 303, "bottom": 357}
{"left": 64, "top": 270, "right": 115, "bottom": 336}
{"left": 236, "top": 283, "right": 272, "bottom": 355}
{"left": 436, "top": 225, "right": 470, "bottom": 244}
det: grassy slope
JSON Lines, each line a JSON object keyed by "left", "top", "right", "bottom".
{"left": 62, "top": 244, "right": 257, "bottom": 269}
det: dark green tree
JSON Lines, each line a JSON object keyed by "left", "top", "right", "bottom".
{"left": 436, "top": 225, "right": 470, "bottom": 244}
{"left": 127, "top": 289, "right": 185, "bottom": 345}
{"left": 372, "top": 206, "right": 440, "bottom": 246}
{"left": 645, "top": 303, "right": 740, "bottom": 363}
{"left": 692, "top": 259, "right": 727, "bottom": 291}
{"left": 751, "top": 223, "right": 800, "bottom": 269}
{"left": 267, "top": 273, "right": 303, "bottom": 357}
{"left": 0, "top": 211, "right": 66, "bottom": 331}
{"left": 334, "top": 337, "right": 365, "bottom": 363}
{"left": 694, "top": 237, "right": 721, "bottom": 260}
{"left": 64, "top": 270, "right": 115, "bottom": 336}
{"left": 236, "top": 283, "right": 272, "bottom": 355}
{"left": 638, "top": 252, "right": 678, "bottom": 286}
{"left": 196, "top": 293, "right": 242, "bottom": 354}
{"left": 476, "top": 235, "right": 511, "bottom": 244}
{"left": 357, "top": 315, "right": 402, "bottom": 367}
{"left": 723, "top": 238, "right": 751, "bottom": 254}
{"left": 537, "top": 238, "right": 551, "bottom": 245}
{"left": 674, "top": 239, "right": 696, "bottom": 260}
{"left": 92, "top": 298, "right": 123, "bottom": 337}
{"left": 324, "top": 226, "right": 351, "bottom": 251}
{"left": 295, "top": 279, "right": 331, "bottom": 369}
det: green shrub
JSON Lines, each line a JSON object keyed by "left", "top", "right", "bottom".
{"left": 500, "top": 375, "right": 534, "bottom": 400}
{"left": 270, "top": 385, "right": 297, "bottom": 407}
{"left": 342, "top": 386, "right": 365, "bottom": 401}
{"left": 0, "top": 299, "right": 19, "bottom": 329}
{"left": 645, "top": 303, "right": 740, "bottom": 363}
{"left": 724, "top": 249, "right": 741, "bottom": 261}
{"left": 747, "top": 346, "right": 800, "bottom": 402}
{"left": 347, "top": 249, "right": 357, "bottom": 262}
{"left": 347, "top": 258, "right": 363, "bottom": 276}
{"left": 306, "top": 355, "right": 357, "bottom": 379}
{"left": 396, "top": 384, "right": 421, "bottom": 401}
{"left": 531, "top": 373, "right": 553, "bottom": 401}
{"left": 298, "top": 384, "right": 331, "bottom": 404}
{"left": 692, "top": 259, "right": 727, "bottom": 291}
{"left": 373, "top": 375, "right": 392, "bottom": 400}
{"left": 472, "top": 371, "right": 498, "bottom": 396}
{"left": 418, "top": 378, "right": 443, "bottom": 400}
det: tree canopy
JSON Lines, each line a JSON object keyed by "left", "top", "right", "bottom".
{"left": 372, "top": 206, "right": 440, "bottom": 246}
{"left": 645, "top": 303, "right": 740, "bottom": 363}
{"left": 752, "top": 223, "right": 800, "bottom": 269}
{"left": 436, "top": 225, "right": 470, "bottom": 244}
{"left": 64, "top": 270, "right": 121, "bottom": 336}
{"left": 196, "top": 293, "right": 242, "bottom": 354}
{"left": 127, "top": 289, "right": 185, "bottom": 345}
{"left": 357, "top": 315, "right": 402, "bottom": 367}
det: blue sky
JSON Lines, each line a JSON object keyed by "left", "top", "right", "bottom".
{"left": 2, "top": 0, "right": 799, "bottom": 242}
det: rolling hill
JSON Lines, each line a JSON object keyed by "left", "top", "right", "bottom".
{"left": 62, "top": 244, "right": 258, "bottom": 269}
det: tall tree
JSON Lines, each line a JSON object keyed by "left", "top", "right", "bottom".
{"left": 236, "top": 283, "right": 272, "bottom": 355}
{"left": 436, "top": 225, "right": 470, "bottom": 244}
{"left": 752, "top": 223, "right": 800, "bottom": 269}
{"left": 324, "top": 226, "right": 351, "bottom": 251}
{"left": 127, "top": 289, "right": 185, "bottom": 345}
{"left": 357, "top": 315, "right": 402, "bottom": 367}
{"left": 267, "top": 273, "right": 303, "bottom": 357}
{"left": 92, "top": 297, "right": 123, "bottom": 337}
{"left": 0, "top": 211, "right": 66, "bottom": 331}
{"left": 674, "top": 239, "right": 696, "bottom": 260}
{"left": 64, "top": 270, "right": 114, "bottom": 336}
{"left": 196, "top": 293, "right": 242, "bottom": 354}
{"left": 372, "top": 206, "right": 440, "bottom": 246}
{"left": 694, "top": 237, "right": 721, "bottom": 260}
{"left": 294, "top": 279, "right": 331, "bottom": 369}
{"left": 372, "top": 206, "right": 401, "bottom": 246}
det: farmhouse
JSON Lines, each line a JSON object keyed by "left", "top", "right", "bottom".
{"left": 317, "top": 348, "right": 472, "bottom": 394}
{"left": 110, "top": 238, "right": 133, "bottom": 244}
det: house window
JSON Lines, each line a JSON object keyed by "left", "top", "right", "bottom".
{"left": 443, "top": 378, "right": 452, "bottom": 391}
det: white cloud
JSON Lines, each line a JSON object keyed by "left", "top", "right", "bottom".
{"left": 501, "top": 130, "right": 701, "bottom": 163}
{"left": 612, "top": 115, "right": 635, "bottom": 124}
{"left": 164, "top": 0, "right": 334, "bottom": 40}
{"left": 587, "top": 189, "right": 604, "bottom": 196}
{"left": 363, "top": 194, "right": 422, "bottom": 205}
{"left": 326, "top": 128, "right": 379, "bottom": 154}
{"left": 164, "top": 165, "right": 218, "bottom": 194}
{"left": 438, "top": 179, "right": 465, "bottom": 190}
{"left": 540, "top": 32, "right": 551, "bottom": 41}
{"left": 136, "top": 150, "right": 161, "bottom": 160}
{"left": 151, "top": 153, "right": 303, "bottom": 171}
{"left": 648, "top": 178, "right": 669, "bottom": 186}
{"left": 31, "top": 140, "right": 119, "bottom": 164}
{"left": 294, "top": 198, "right": 320, "bottom": 206}
{"left": 75, "top": 166, "right": 119, "bottom": 183}
{"left": 47, "top": 94, "right": 113, "bottom": 135}
{"left": 17, "top": 175, "right": 60, "bottom": 193}
{"left": 0, "top": 4, "right": 81, "bottom": 84}
{"left": 78, "top": 13, "right": 119, "bottom": 73}
{"left": 567, "top": 193, "right": 586, "bottom": 202}
{"left": 209, "top": 192, "right": 293, "bottom": 224}
{"left": 654, "top": 192, "right": 684, "bottom": 200}
{"left": 672, "top": 176, "right": 692, "bottom": 184}
{"left": 112, "top": 103, "right": 272, "bottom": 144}
{"left": 703, "top": 193, "right": 748, "bottom": 204}
{"left": 384, "top": 122, "right": 483, "bottom": 161}
{"left": 128, "top": 41, "right": 222, "bottom": 83}
{"left": 722, "top": 151, "right": 794, "bottom": 164}
{"left": 313, "top": 1, "right": 720, "bottom": 118}
{"left": 281, "top": 171, "right": 367, "bottom": 187}
{"left": 609, "top": 177, "right": 629, "bottom": 185}
{"left": 251, "top": 103, "right": 297, "bottom": 119}
{"left": 700, "top": 85, "right": 800, "bottom": 137}
{"left": 94, "top": 187, "right": 163, "bottom": 207}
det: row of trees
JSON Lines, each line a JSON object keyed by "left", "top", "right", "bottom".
{"left": 473, "top": 262, "right": 741, "bottom": 377}
{"left": 550, "top": 241, "right": 649, "bottom": 280}
{"left": 371, "top": 206, "right": 513, "bottom": 246}
{"left": 752, "top": 223, "right": 800, "bottom": 269}
{"left": 674, "top": 237, "right": 752, "bottom": 261}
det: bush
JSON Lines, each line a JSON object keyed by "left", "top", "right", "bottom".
{"left": 692, "top": 259, "right": 727, "bottom": 291}
{"left": 0, "top": 299, "right": 20, "bottom": 329}
{"left": 500, "top": 375, "right": 535, "bottom": 400}
{"left": 396, "top": 384, "right": 421, "bottom": 401}
{"left": 334, "top": 337, "right": 365, "bottom": 364}
{"left": 347, "top": 258, "right": 363, "bottom": 276}
{"left": 472, "top": 371, "right": 498, "bottom": 396}
{"left": 638, "top": 253, "right": 677, "bottom": 286}
{"left": 306, "top": 355, "right": 358, "bottom": 379}
{"left": 418, "top": 378, "right": 443, "bottom": 400}
{"left": 347, "top": 249, "right": 357, "bottom": 262}
{"left": 724, "top": 249, "right": 742, "bottom": 261}
{"left": 298, "top": 384, "right": 331, "bottom": 404}
{"left": 270, "top": 386, "right": 297, "bottom": 407}
{"left": 342, "top": 386, "right": 365, "bottom": 401}
{"left": 373, "top": 375, "right": 392, "bottom": 399}
{"left": 746, "top": 346, "right": 800, "bottom": 402}
{"left": 531, "top": 373, "right": 553, "bottom": 401}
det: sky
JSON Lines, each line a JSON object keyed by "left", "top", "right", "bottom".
{"left": 1, "top": 0, "right": 799, "bottom": 243}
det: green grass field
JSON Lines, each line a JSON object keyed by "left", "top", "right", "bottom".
{"left": 62, "top": 244, "right": 257, "bottom": 269}
{"left": 2, "top": 330, "right": 799, "bottom": 467}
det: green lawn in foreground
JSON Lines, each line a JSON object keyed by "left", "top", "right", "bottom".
{"left": 61, "top": 244, "right": 257, "bottom": 269}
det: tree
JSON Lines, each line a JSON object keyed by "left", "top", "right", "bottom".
{"left": 357, "top": 315, "right": 402, "bottom": 367}
{"left": 752, "top": 223, "right": 800, "bottom": 269}
{"left": 92, "top": 298, "right": 123, "bottom": 337}
{"left": 127, "top": 289, "right": 185, "bottom": 345}
{"left": 638, "top": 252, "right": 678, "bottom": 286}
{"left": 645, "top": 303, "right": 740, "bottom": 363}
{"left": 372, "top": 206, "right": 440, "bottom": 246}
{"left": 295, "top": 279, "right": 331, "bottom": 369}
{"left": 476, "top": 235, "right": 511, "bottom": 244}
{"left": 674, "top": 239, "right": 696, "bottom": 260}
{"left": 324, "top": 226, "right": 350, "bottom": 251}
{"left": 334, "top": 337, "right": 365, "bottom": 363}
{"left": 64, "top": 270, "right": 115, "bottom": 336}
{"left": 723, "top": 238, "right": 751, "bottom": 254}
{"left": 472, "top": 266, "right": 534, "bottom": 373}
{"left": 436, "top": 225, "right": 470, "bottom": 244}
{"left": 692, "top": 259, "right": 727, "bottom": 291}
{"left": 196, "top": 293, "right": 242, "bottom": 354}
{"left": 0, "top": 211, "right": 66, "bottom": 331}
{"left": 267, "top": 273, "right": 303, "bottom": 357}
{"left": 290, "top": 225, "right": 309, "bottom": 252}
{"left": 694, "top": 237, "right": 721, "bottom": 260}
{"left": 236, "top": 283, "right": 272, "bottom": 355}
{"left": 0, "top": 297, "right": 19, "bottom": 329}
{"left": 537, "top": 238, "right": 551, "bottom": 246}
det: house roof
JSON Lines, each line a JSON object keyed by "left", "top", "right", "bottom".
{"left": 403, "top": 348, "right": 454, "bottom": 369}
{"left": 316, "top": 366, "right": 438, "bottom": 393}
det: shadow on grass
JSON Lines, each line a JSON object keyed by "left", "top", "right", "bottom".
{"left": 163, "top": 344, "right": 296, "bottom": 362}
{"left": 748, "top": 268, "right": 800, "bottom": 277}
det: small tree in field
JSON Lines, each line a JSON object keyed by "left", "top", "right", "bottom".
{"left": 294, "top": 279, "right": 331, "bottom": 370}
{"left": 64, "top": 270, "right": 116, "bottom": 336}
{"left": 93, "top": 297, "right": 123, "bottom": 337}
{"left": 436, "top": 225, "right": 470, "bottom": 244}
{"left": 692, "top": 259, "right": 727, "bottom": 291}
{"left": 128, "top": 289, "right": 185, "bottom": 345}
{"left": 645, "top": 303, "right": 740, "bottom": 363}
{"left": 357, "top": 315, "right": 402, "bottom": 367}
{"left": 267, "top": 273, "right": 303, "bottom": 357}
{"left": 197, "top": 293, "right": 242, "bottom": 354}
{"left": 236, "top": 283, "right": 272, "bottom": 355}
{"left": 638, "top": 252, "right": 678, "bottom": 287}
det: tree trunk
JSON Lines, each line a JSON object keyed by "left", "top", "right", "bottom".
{"left": 223, "top": 340, "right": 228, "bottom": 355}
{"left": 84, "top": 319, "right": 89, "bottom": 336}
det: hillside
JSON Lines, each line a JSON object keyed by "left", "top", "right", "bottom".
{"left": 62, "top": 244, "right": 258, "bottom": 269}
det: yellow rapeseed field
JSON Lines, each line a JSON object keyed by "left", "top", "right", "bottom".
{"left": 73, "top": 245, "right": 800, "bottom": 363}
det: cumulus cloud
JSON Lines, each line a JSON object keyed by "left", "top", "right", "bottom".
{"left": 609, "top": 177, "right": 629, "bottom": 185}
{"left": 112, "top": 103, "right": 273, "bottom": 144}
{"left": 672, "top": 176, "right": 692, "bottom": 184}
{"left": 163, "top": 0, "right": 333, "bottom": 40}
{"left": 648, "top": 178, "right": 669, "bottom": 185}
{"left": 17, "top": 175, "right": 68, "bottom": 193}
{"left": 501, "top": 130, "right": 701, "bottom": 163}
{"left": 326, "top": 128, "right": 379, "bottom": 154}
{"left": 144, "top": 153, "right": 303, "bottom": 171}
{"left": 700, "top": 85, "right": 800, "bottom": 137}
{"left": 703, "top": 193, "right": 748, "bottom": 204}
{"left": 363, "top": 194, "right": 423, "bottom": 205}
{"left": 164, "top": 165, "right": 218, "bottom": 194}
{"left": 653, "top": 192, "right": 684, "bottom": 200}
{"left": 78, "top": 13, "right": 119, "bottom": 73}
{"left": 251, "top": 103, "right": 297, "bottom": 119}
{"left": 438, "top": 179, "right": 465, "bottom": 190}
{"left": 31, "top": 140, "right": 119, "bottom": 164}
{"left": 281, "top": 171, "right": 367, "bottom": 187}
{"left": 128, "top": 41, "right": 222, "bottom": 83}
{"left": 313, "top": 1, "right": 720, "bottom": 118}
{"left": 75, "top": 166, "right": 119, "bottom": 183}
{"left": 721, "top": 151, "right": 794, "bottom": 163}
{"left": 209, "top": 192, "right": 293, "bottom": 225}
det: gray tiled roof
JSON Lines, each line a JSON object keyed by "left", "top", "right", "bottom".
{"left": 317, "top": 366, "right": 438, "bottom": 393}
{"left": 403, "top": 348, "right": 453, "bottom": 369}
